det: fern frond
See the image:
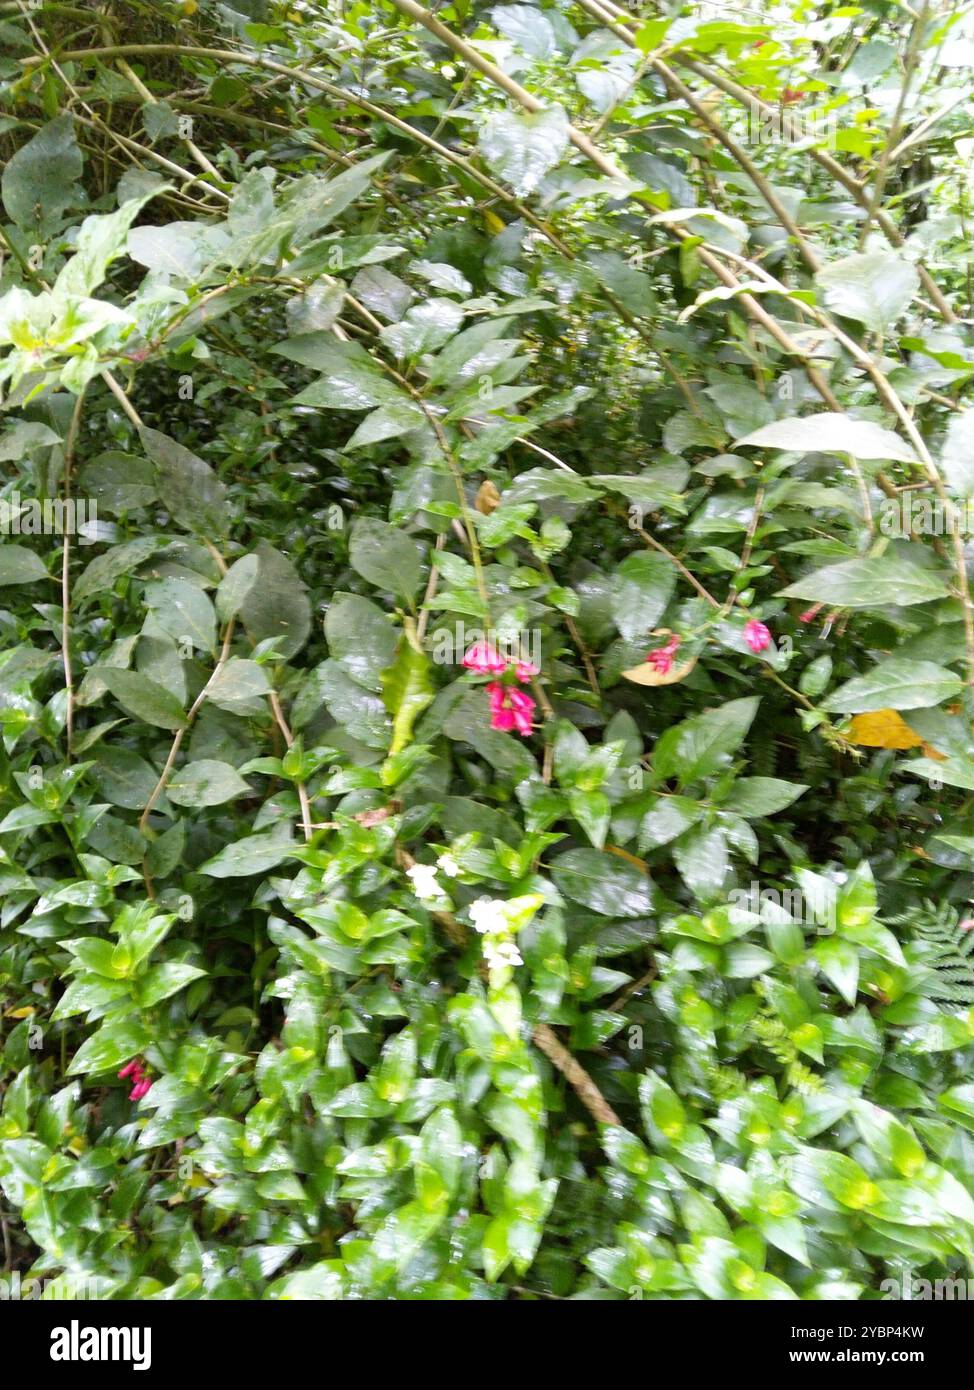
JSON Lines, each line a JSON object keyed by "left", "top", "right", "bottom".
{"left": 888, "top": 899, "right": 974, "bottom": 1005}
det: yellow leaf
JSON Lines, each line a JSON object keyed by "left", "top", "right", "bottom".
{"left": 847, "top": 709, "right": 924, "bottom": 750}
{"left": 5, "top": 1005, "right": 35, "bottom": 1018}
{"left": 476, "top": 480, "right": 501, "bottom": 514}
{"left": 482, "top": 210, "right": 505, "bottom": 234}
{"left": 621, "top": 655, "right": 697, "bottom": 686}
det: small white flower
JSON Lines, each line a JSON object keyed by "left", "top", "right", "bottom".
{"left": 437, "top": 852, "right": 460, "bottom": 878}
{"left": 468, "top": 896, "right": 508, "bottom": 935}
{"left": 483, "top": 936, "right": 523, "bottom": 970}
{"left": 406, "top": 862, "right": 441, "bottom": 902}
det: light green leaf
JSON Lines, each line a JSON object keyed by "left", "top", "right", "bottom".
{"left": 779, "top": 556, "right": 947, "bottom": 607}
{"left": 610, "top": 551, "right": 675, "bottom": 641}
{"left": 0, "top": 546, "right": 49, "bottom": 586}
{"left": 738, "top": 413, "right": 918, "bottom": 463}
{"left": 816, "top": 251, "right": 919, "bottom": 333}
{"left": 823, "top": 658, "right": 964, "bottom": 712}
{"left": 478, "top": 106, "right": 570, "bottom": 196}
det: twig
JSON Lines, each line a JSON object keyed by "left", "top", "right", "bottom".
{"left": 532, "top": 1023, "right": 621, "bottom": 1127}
{"left": 60, "top": 390, "right": 86, "bottom": 752}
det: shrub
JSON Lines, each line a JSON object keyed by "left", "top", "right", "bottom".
{"left": 1, "top": 0, "right": 974, "bottom": 1301}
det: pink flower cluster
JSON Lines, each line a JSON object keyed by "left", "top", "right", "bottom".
{"left": 645, "top": 633, "right": 681, "bottom": 674}
{"left": 118, "top": 1058, "right": 152, "bottom": 1102}
{"left": 743, "top": 619, "right": 771, "bottom": 653}
{"left": 462, "top": 642, "right": 538, "bottom": 737}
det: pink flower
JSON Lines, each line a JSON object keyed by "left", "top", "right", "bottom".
{"left": 798, "top": 607, "right": 819, "bottom": 624}
{"left": 960, "top": 919, "right": 974, "bottom": 933}
{"left": 462, "top": 641, "right": 507, "bottom": 675}
{"left": 507, "top": 687, "right": 535, "bottom": 735}
{"left": 744, "top": 620, "right": 771, "bottom": 653}
{"left": 118, "top": 1056, "right": 152, "bottom": 1099}
{"left": 514, "top": 659, "right": 538, "bottom": 683}
{"left": 487, "top": 681, "right": 535, "bottom": 736}
{"left": 645, "top": 634, "right": 680, "bottom": 674}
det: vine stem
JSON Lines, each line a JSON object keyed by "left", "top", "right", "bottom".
{"left": 532, "top": 1024, "right": 620, "bottom": 1127}
{"left": 139, "top": 619, "right": 237, "bottom": 838}
{"left": 61, "top": 389, "right": 86, "bottom": 753}
{"left": 857, "top": 0, "right": 930, "bottom": 248}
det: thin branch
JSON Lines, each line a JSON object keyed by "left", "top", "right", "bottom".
{"left": 60, "top": 389, "right": 86, "bottom": 753}
{"left": 532, "top": 1023, "right": 621, "bottom": 1127}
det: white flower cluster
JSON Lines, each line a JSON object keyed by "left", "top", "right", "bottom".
{"left": 405, "top": 852, "right": 460, "bottom": 904}
{"left": 468, "top": 895, "right": 524, "bottom": 970}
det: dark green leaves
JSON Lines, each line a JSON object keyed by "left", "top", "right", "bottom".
{"left": 140, "top": 427, "right": 229, "bottom": 538}
{"left": 653, "top": 697, "right": 760, "bottom": 785}
{"left": 610, "top": 552, "right": 675, "bottom": 640}
{"left": 93, "top": 668, "right": 187, "bottom": 731}
{"left": 2, "top": 115, "right": 81, "bottom": 233}
{"left": 239, "top": 542, "right": 311, "bottom": 659}
{"left": 551, "top": 848, "right": 654, "bottom": 917}
{"left": 348, "top": 518, "right": 425, "bottom": 603}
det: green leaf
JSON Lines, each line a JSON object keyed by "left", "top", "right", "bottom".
{"left": 140, "top": 427, "right": 229, "bottom": 538}
{"left": 722, "top": 777, "right": 808, "bottom": 817}
{"left": 67, "top": 1019, "right": 151, "bottom": 1078}
{"left": 551, "top": 848, "right": 654, "bottom": 917}
{"left": 0, "top": 546, "right": 49, "bottom": 586}
{"left": 282, "top": 337, "right": 406, "bottom": 409}
{"left": 215, "top": 554, "right": 259, "bottom": 623}
{"left": 478, "top": 106, "right": 570, "bottom": 196}
{"left": 823, "top": 658, "right": 964, "bottom": 712}
{"left": 348, "top": 517, "right": 424, "bottom": 603}
{"left": 610, "top": 551, "right": 675, "bottom": 641}
{"left": 2, "top": 114, "right": 81, "bottom": 233}
{"left": 143, "top": 578, "right": 217, "bottom": 655}
{"left": 380, "top": 621, "right": 434, "bottom": 757}
{"left": 90, "top": 746, "right": 163, "bottom": 810}
{"left": 779, "top": 556, "right": 948, "bottom": 607}
{"left": 127, "top": 220, "right": 229, "bottom": 279}
{"left": 79, "top": 451, "right": 157, "bottom": 513}
{"left": 490, "top": 3, "right": 557, "bottom": 57}
{"left": 74, "top": 537, "right": 167, "bottom": 603}
{"left": 205, "top": 658, "right": 271, "bottom": 715}
{"left": 53, "top": 189, "right": 164, "bottom": 299}
{"left": 325, "top": 592, "right": 398, "bottom": 692}
{"left": 167, "top": 760, "right": 252, "bottom": 807}
{"left": 199, "top": 828, "right": 293, "bottom": 878}
{"left": 940, "top": 409, "right": 974, "bottom": 499}
{"left": 816, "top": 251, "right": 919, "bottom": 333}
{"left": 814, "top": 936, "right": 860, "bottom": 1005}
{"left": 239, "top": 541, "right": 311, "bottom": 659}
{"left": 738, "top": 413, "right": 918, "bottom": 463}
{"left": 346, "top": 400, "right": 428, "bottom": 448}
{"left": 93, "top": 668, "right": 187, "bottom": 731}
{"left": 653, "top": 697, "right": 760, "bottom": 785}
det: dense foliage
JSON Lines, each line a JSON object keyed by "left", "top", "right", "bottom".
{"left": 2, "top": 0, "right": 974, "bottom": 1302}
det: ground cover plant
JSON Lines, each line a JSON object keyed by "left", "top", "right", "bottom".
{"left": 2, "top": 0, "right": 974, "bottom": 1302}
